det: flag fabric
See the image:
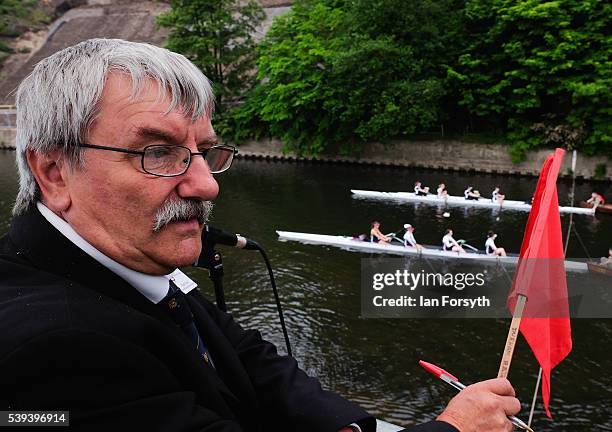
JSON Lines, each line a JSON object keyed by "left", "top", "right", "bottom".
{"left": 507, "top": 148, "right": 572, "bottom": 418}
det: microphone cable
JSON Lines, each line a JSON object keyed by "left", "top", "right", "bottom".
{"left": 198, "top": 225, "right": 293, "bottom": 357}
{"left": 249, "top": 240, "right": 293, "bottom": 357}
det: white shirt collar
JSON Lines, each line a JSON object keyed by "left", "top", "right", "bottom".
{"left": 36, "top": 202, "right": 198, "bottom": 304}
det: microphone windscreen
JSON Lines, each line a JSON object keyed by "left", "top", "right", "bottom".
{"left": 203, "top": 225, "right": 238, "bottom": 248}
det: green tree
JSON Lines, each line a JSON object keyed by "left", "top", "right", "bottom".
{"left": 229, "top": 0, "right": 610, "bottom": 160}
{"left": 227, "top": 0, "right": 446, "bottom": 155}
{"left": 450, "top": 0, "right": 611, "bottom": 160}
{"left": 346, "top": 0, "right": 465, "bottom": 78}
{"left": 157, "top": 0, "right": 265, "bottom": 112}
{"left": 225, "top": 1, "right": 346, "bottom": 154}
{"left": 346, "top": 0, "right": 469, "bottom": 133}
{"left": 324, "top": 37, "right": 443, "bottom": 152}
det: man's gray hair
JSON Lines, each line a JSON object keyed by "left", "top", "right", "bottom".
{"left": 13, "top": 38, "right": 215, "bottom": 215}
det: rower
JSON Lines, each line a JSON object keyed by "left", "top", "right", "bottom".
{"left": 485, "top": 231, "right": 507, "bottom": 257}
{"left": 442, "top": 229, "right": 465, "bottom": 253}
{"left": 464, "top": 186, "right": 480, "bottom": 200}
{"left": 586, "top": 192, "right": 605, "bottom": 211}
{"left": 491, "top": 187, "right": 505, "bottom": 204}
{"left": 403, "top": 224, "right": 423, "bottom": 251}
{"left": 437, "top": 183, "right": 448, "bottom": 198}
{"left": 600, "top": 247, "right": 612, "bottom": 267}
{"left": 370, "top": 221, "right": 391, "bottom": 243}
{"left": 414, "top": 181, "right": 430, "bottom": 196}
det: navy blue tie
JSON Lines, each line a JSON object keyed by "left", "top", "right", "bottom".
{"left": 159, "top": 281, "right": 215, "bottom": 368}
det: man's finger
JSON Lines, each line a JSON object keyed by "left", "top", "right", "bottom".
{"left": 499, "top": 395, "right": 521, "bottom": 416}
{"left": 472, "top": 378, "right": 516, "bottom": 397}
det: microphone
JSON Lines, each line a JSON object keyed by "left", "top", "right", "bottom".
{"left": 202, "top": 225, "right": 259, "bottom": 251}
{"left": 195, "top": 225, "right": 293, "bottom": 355}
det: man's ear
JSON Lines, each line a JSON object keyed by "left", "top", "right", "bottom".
{"left": 26, "top": 149, "right": 72, "bottom": 212}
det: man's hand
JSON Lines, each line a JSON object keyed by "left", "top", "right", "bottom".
{"left": 436, "top": 378, "right": 521, "bottom": 432}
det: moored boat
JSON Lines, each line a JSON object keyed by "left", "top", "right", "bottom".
{"left": 587, "top": 261, "right": 612, "bottom": 276}
{"left": 276, "top": 230, "right": 588, "bottom": 273}
{"left": 351, "top": 189, "right": 595, "bottom": 215}
{"left": 580, "top": 201, "right": 612, "bottom": 215}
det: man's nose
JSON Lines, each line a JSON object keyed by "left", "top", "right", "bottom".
{"left": 176, "top": 153, "right": 219, "bottom": 201}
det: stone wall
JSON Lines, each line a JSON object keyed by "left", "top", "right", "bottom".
{"left": 0, "top": 129, "right": 15, "bottom": 149}
{"left": 0, "top": 1, "right": 170, "bottom": 105}
{"left": 361, "top": 140, "right": 610, "bottom": 180}
{"left": 258, "top": 0, "right": 293, "bottom": 6}
{"left": 0, "top": 1, "right": 290, "bottom": 104}
{"left": 236, "top": 139, "right": 611, "bottom": 180}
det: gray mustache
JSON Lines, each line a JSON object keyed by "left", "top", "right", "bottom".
{"left": 153, "top": 198, "right": 213, "bottom": 232}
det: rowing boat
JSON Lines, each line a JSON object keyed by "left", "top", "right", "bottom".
{"left": 351, "top": 189, "right": 595, "bottom": 215}
{"left": 587, "top": 261, "right": 612, "bottom": 276}
{"left": 276, "top": 230, "right": 588, "bottom": 273}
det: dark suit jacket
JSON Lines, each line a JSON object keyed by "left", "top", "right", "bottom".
{"left": 0, "top": 207, "right": 456, "bottom": 432}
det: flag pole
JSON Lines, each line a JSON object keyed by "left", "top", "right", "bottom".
{"left": 498, "top": 294, "right": 527, "bottom": 378}
{"left": 563, "top": 150, "right": 578, "bottom": 255}
{"left": 527, "top": 368, "right": 543, "bottom": 426}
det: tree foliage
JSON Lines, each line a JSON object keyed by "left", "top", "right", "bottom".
{"left": 226, "top": 2, "right": 344, "bottom": 154}
{"left": 224, "top": 0, "right": 610, "bottom": 159}
{"left": 0, "top": 0, "right": 50, "bottom": 67}
{"left": 451, "top": 0, "right": 611, "bottom": 160}
{"left": 0, "top": 0, "right": 48, "bottom": 37}
{"left": 157, "top": 0, "right": 265, "bottom": 112}
{"left": 226, "top": 0, "right": 448, "bottom": 155}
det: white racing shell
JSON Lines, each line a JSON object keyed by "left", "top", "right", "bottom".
{"left": 276, "top": 230, "right": 588, "bottom": 273}
{"left": 351, "top": 189, "right": 595, "bottom": 215}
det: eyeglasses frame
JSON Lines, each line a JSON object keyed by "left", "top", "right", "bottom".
{"left": 78, "top": 143, "right": 238, "bottom": 177}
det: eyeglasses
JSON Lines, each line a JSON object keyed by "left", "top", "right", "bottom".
{"left": 78, "top": 143, "right": 238, "bottom": 177}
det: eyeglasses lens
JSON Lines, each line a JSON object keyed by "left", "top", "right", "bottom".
{"left": 143, "top": 145, "right": 234, "bottom": 176}
{"left": 206, "top": 147, "right": 234, "bottom": 173}
{"left": 144, "top": 145, "right": 190, "bottom": 176}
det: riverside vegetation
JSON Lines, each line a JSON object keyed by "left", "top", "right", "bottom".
{"left": 0, "top": 1, "right": 50, "bottom": 68}
{"left": 160, "top": 0, "right": 611, "bottom": 163}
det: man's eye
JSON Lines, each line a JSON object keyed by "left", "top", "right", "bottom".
{"left": 149, "top": 147, "right": 173, "bottom": 159}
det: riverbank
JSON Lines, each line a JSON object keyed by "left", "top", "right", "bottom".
{"left": 236, "top": 138, "right": 611, "bottom": 181}
{"left": 1, "top": 132, "right": 610, "bottom": 180}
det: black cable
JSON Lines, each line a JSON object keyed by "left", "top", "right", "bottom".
{"left": 571, "top": 225, "right": 593, "bottom": 261}
{"left": 252, "top": 241, "right": 293, "bottom": 357}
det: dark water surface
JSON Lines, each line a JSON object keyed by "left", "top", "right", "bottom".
{"left": 1, "top": 150, "right": 610, "bottom": 430}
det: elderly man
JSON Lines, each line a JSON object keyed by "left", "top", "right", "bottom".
{"left": 0, "top": 39, "right": 520, "bottom": 431}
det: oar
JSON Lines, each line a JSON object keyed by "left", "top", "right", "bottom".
{"left": 390, "top": 227, "right": 406, "bottom": 238}
{"left": 457, "top": 239, "right": 479, "bottom": 252}
{"left": 386, "top": 233, "right": 404, "bottom": 245}
{"left": 387, "top": 227, "right": 407, "bottom": 241}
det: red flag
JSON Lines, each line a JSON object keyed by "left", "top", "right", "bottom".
{"left": 507, "top": 148, "right": 572, "bottom": 418}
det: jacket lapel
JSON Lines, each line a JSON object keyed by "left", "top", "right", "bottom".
{"left": 187, "top": 291, "right": 259, "bottom": 423}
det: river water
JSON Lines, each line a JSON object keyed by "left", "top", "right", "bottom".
{"left": 0, "top": 151, "right": 610, "bottom": 430}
